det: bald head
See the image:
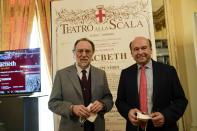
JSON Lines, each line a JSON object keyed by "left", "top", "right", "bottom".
{"left": 129, "top": 36, "right": 152, "bottom": 65}
{"left": 129, "top": 37, "right": 152, "bottom": 51}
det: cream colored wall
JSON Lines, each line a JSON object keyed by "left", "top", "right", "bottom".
{"left": 165, "top": 0, "right": 197, "bottom": 131}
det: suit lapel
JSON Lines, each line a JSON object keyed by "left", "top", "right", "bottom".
{"left": 90, "top": 66, "right": 97, "bottom": 101}
{"left": 67, "top": 65, "right": 83, "bottom": 100}
{"left": 131, "top": 64, "right": 140, "bottom": 106}
{"left": 152, "top": 61, "right": 159, "bottom": 105}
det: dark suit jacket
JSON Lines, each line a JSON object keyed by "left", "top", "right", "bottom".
{"left": 48, "top": 64, "right": 113, "bottom": 131}
{"left": 115, "top": 60, "right": 188, "bottom": 131}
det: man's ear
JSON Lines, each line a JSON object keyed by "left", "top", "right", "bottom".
{"left": 73, "top": 52, "right": 76, "bottom": 60}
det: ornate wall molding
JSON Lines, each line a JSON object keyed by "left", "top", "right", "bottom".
{"left": 153, "top": 5, "right": 165, "bottom": 31}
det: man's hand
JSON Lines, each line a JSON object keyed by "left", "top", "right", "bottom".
{"left": 128, "top": 108, "right": 141, "bottom": 126}
{"left": 151, "top": 112, "right": 165, "bottom": 127}
{"left": 72, "top": 105, "right": 90, "bottom": 118}
{"left": 90, "top": 100, "right": 104, "bottom": 113}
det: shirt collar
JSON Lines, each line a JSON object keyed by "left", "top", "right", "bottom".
{"left": 75, "top": 64, "right": 90, "bottom": 75}
{"left": 137, "top": 59, "right": 152, "bottom": 69}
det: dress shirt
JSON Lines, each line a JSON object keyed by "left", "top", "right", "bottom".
{"left": 76, "top": 64, "right": 90, "bottom": 80}
{"left": 137, "top": 60, "right": 153, "bottom": 114}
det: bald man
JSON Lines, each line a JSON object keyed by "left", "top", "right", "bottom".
{"left": 115, "top": 36, "right": 188, "bottom": 131}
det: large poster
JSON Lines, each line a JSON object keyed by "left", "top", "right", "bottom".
{"left": 51, "top": 0, "right": 156, "bottom": 130}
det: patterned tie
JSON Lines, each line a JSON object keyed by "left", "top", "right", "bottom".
{"left": 81, "top": 70, "right": 90, "bottom": 106}
{"left": 139, "top": 66, "right": 148, "bottom": 130}
{"left": 81, "top": 70, "right": 88, "bottom": 88}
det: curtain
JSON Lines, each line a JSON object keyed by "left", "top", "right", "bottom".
{"left": 0, "top": 0, "right": 51, "bottom": 75}
{"left": 0, "top": 0, "right": 35, "bottom": 50}
{"left": 35, "top": 1, "right": 54, "bottom": 130}
{"left": 36, "top": 0, "right": 52, "bottom": 77}
{"left": 164, "top": 0, "right": 189, "bottom": 130}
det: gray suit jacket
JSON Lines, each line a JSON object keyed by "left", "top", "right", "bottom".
{"left": 48, "top": 64, "right": 113, "bottom": 131}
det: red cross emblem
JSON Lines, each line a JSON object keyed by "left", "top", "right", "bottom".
{"left": 95, "top": 5, "right": 105, "bottom": 23}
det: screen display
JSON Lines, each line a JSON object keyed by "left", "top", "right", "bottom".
{"left": 0, "top": 48, "right": 41, "bottom": 95}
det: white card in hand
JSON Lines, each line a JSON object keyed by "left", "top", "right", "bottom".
{"left": 137, "top": 112, "right": 151, "bottom": 121}
{"left": 87, "top": 103, "right": 97, "bottom": 122}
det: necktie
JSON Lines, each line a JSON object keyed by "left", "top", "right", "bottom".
{"left": 81, "top": 70, "right": 94, "bottom": 130}
{"left": 139, "top": 66, "right": 147, "bottom": 113}
{"left": 81, "top": 70, "right": 88, "bottom": 89}
{"left": 139, "top": 66, "right": 148, "bottom": 130}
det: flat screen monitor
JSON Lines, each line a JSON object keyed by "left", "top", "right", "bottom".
{"left": 0, "top": 48, "right": 41, "bottom": 96}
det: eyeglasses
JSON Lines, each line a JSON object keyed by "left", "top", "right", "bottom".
{"left": 74, "top": 49, "right": 92, "bottom": 55}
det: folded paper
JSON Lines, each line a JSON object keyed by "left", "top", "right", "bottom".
{"left": 87, "top": 103, "right": 97, "bottom": 122}
{"left": 137, "top": 112, "right": 151, "bottom": 121}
